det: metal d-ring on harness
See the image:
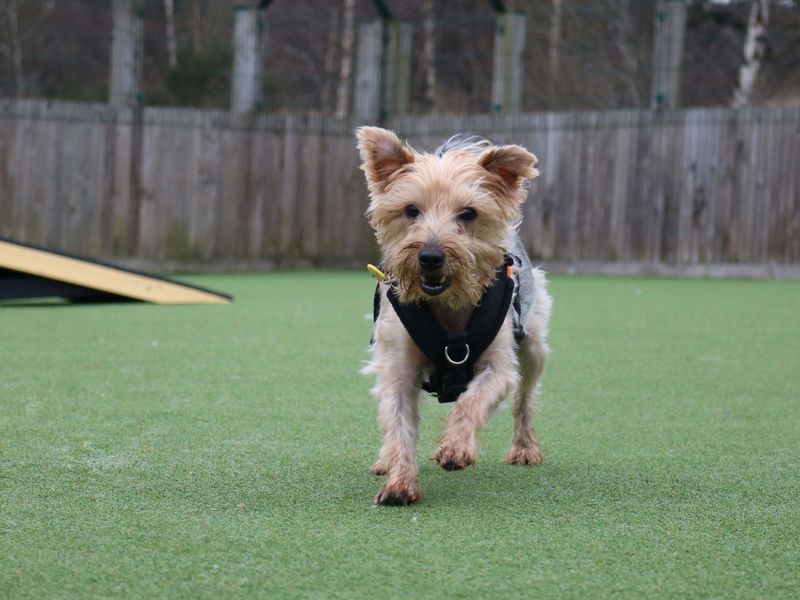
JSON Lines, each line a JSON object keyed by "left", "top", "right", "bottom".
{"left": 372, "top": 254, "right": 518, "bottom": 404}
{"left": 444, "top": 343, "right": 470, "bottom": 365}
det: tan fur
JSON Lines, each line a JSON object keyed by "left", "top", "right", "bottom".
{"left": 357, "top": 127, "right": 552, "bottom": 506}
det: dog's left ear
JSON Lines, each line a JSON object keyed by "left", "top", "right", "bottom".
{"left": 478, "top": 145, "right": 538, "bottom": 192}
{"left": 356, "top": 126, "right": 415, "bottom": 194}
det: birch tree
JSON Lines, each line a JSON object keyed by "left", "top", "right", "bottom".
{"left": 732, "top": 0, "right": 770, "bottom": 108}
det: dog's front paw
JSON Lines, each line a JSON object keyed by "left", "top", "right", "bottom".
{"left": 374, "top": 479, "right": 421, "bottom": 506}
{"left": 505, "top": 443, "right": 542, "bottom": 466}
{"left": 433, "top": 442, "right": 476, "bottom": 471}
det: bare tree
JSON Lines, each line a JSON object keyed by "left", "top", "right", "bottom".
{"left": 191, "top": 0, "right": 204, "bottom": 53}
{"left": 613, "top": 0, "right": 643, "bottom": 107}
{"left": 732, "top": 0, "right": 770, "bottom": 107}
{"left": 422, "top": 0, "right": 437, "bottom": 109}
{"left": 322, "top": 6, "right": 340, "bottom": 113}
{"left": 335, "top": 0, "right": 355, "bottom": 119}
{"left": 164, "top": 0, "right": 177, "bottom": 67}
{"left": 0, "top": 0, "right": 25, "bottom": 96}
{"left": 548, "top": 0, "right": 562, "bottom": 104}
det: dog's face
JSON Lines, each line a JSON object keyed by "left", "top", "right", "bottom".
{"left": 356, "top": 127, "right": 538, "bottom": 309}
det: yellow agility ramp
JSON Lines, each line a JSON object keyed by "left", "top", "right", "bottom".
{"left": 0, "top": 238, "right": 231, "bottom": 305}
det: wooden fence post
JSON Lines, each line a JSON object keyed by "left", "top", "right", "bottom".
{"left": 354, "top": 19, "right": 412, "bottom": 123}
{"left": 491, "top": 11, "right": 526, "bottom": 113}
{"left": 109, "top": 0, "right": 144, "bottom": 256}
{"left": 650, "top": 0, "right": 687, "bottom": 110}
{"left": 231, "top": 1, "right": 266, "bottom": 114}
{"left": 384, "top": 20, "right": 413, "bottom": 119}
{"left": 109, "top": 0, "right": 143, "bottom": 109}
{"left": 355, "top": 21, "right": 382, "bottom": 122}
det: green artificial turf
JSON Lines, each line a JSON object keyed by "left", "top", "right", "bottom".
{"left": 1, "top": 272, "right": 798, "bottom": 599}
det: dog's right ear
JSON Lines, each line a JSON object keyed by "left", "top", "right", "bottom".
{"left": 356, "top": 127, "right": 415, "bottom": 194}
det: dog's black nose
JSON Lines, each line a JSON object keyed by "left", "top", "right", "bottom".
{"left": 418, "top": 247, "right": 445, "bottom": 272}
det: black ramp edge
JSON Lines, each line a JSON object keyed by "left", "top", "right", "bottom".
{"left": 0, "top": 268, "right": 132, "bottom": 302}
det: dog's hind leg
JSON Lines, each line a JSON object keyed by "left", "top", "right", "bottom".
{"left": 506, "top": 268, "right": 551, "bottom": 466}
{"left": 505, "top": 338, "right": 546, "bottom": 465}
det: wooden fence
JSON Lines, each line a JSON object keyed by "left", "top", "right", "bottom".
{"left": 1, "top": 99, "right": 799, "bottom": 272}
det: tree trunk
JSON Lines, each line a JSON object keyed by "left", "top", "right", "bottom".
{"left": 614, "top": 0, "right": 642, "bottom": 107}
{"left": 732, "top": 0, "right": 770, "bottom": 108}
{"left": 164, "top": 0, "right": 178, "bottom": 67}
{"left": 422, "top": 0, "right": 437, "bottom": 109}
{"left": 548, "top": 0, "right": 562, "bottom": 106}
{"left": 322, "top": 6, "right": 340, "bottom": 114}
{"left": 191, "top": 0, "right": 204, "bottom": 53}
{"left": 335, "top": 0, "right": 355, "bottom": 119}
{"left": 2, "top": 0, "right": 25, "bottom": 96}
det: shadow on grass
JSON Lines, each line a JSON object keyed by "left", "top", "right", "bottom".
{"left": 63, "top": 444, "right": 720, "bottom": 519}
{"left": 372, "top": 456, "right": 719, "bottom": 512}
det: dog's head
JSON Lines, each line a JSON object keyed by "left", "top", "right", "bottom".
{"left": 356, "top": 127, "right": 538, "bottom": 309}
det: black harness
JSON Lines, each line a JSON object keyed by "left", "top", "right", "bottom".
{"left": 372, "top": 255, "right": 518, "bottom": 404}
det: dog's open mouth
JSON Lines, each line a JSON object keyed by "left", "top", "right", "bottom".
{"left": 420, "top": 276, "right": 449, "bottom": 296}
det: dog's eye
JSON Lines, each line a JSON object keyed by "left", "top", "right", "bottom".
{"left": 458, "top": 208, "right": 477, "bottom": 222}
{"left": 404, "top": 204, "right": 420, "bottom": 218}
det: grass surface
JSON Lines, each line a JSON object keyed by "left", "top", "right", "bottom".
{"left": 1, "top": 272, "right": 799, "bottom": 599}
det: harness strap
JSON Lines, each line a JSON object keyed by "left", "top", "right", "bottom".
{"left": 383, "top": 259, "right": 515, "bottom": 403}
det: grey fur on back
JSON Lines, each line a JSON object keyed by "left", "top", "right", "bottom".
{"left": 434, "top": 133, "right": 492, "bottom": 157}
{"left": 508, "top": 234, "right": 535, "bottom": 332}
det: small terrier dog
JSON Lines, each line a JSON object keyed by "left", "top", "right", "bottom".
{"left": 357, "top": 127, "right": 552, "bottom": 506}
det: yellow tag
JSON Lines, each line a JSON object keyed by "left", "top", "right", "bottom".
{"left": 367, "top": 264, "right": 387, "bottom": 282}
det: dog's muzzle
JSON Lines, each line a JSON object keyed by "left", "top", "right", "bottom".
{"left": 418, "top": 246, "right": 450, "bottom": 295}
